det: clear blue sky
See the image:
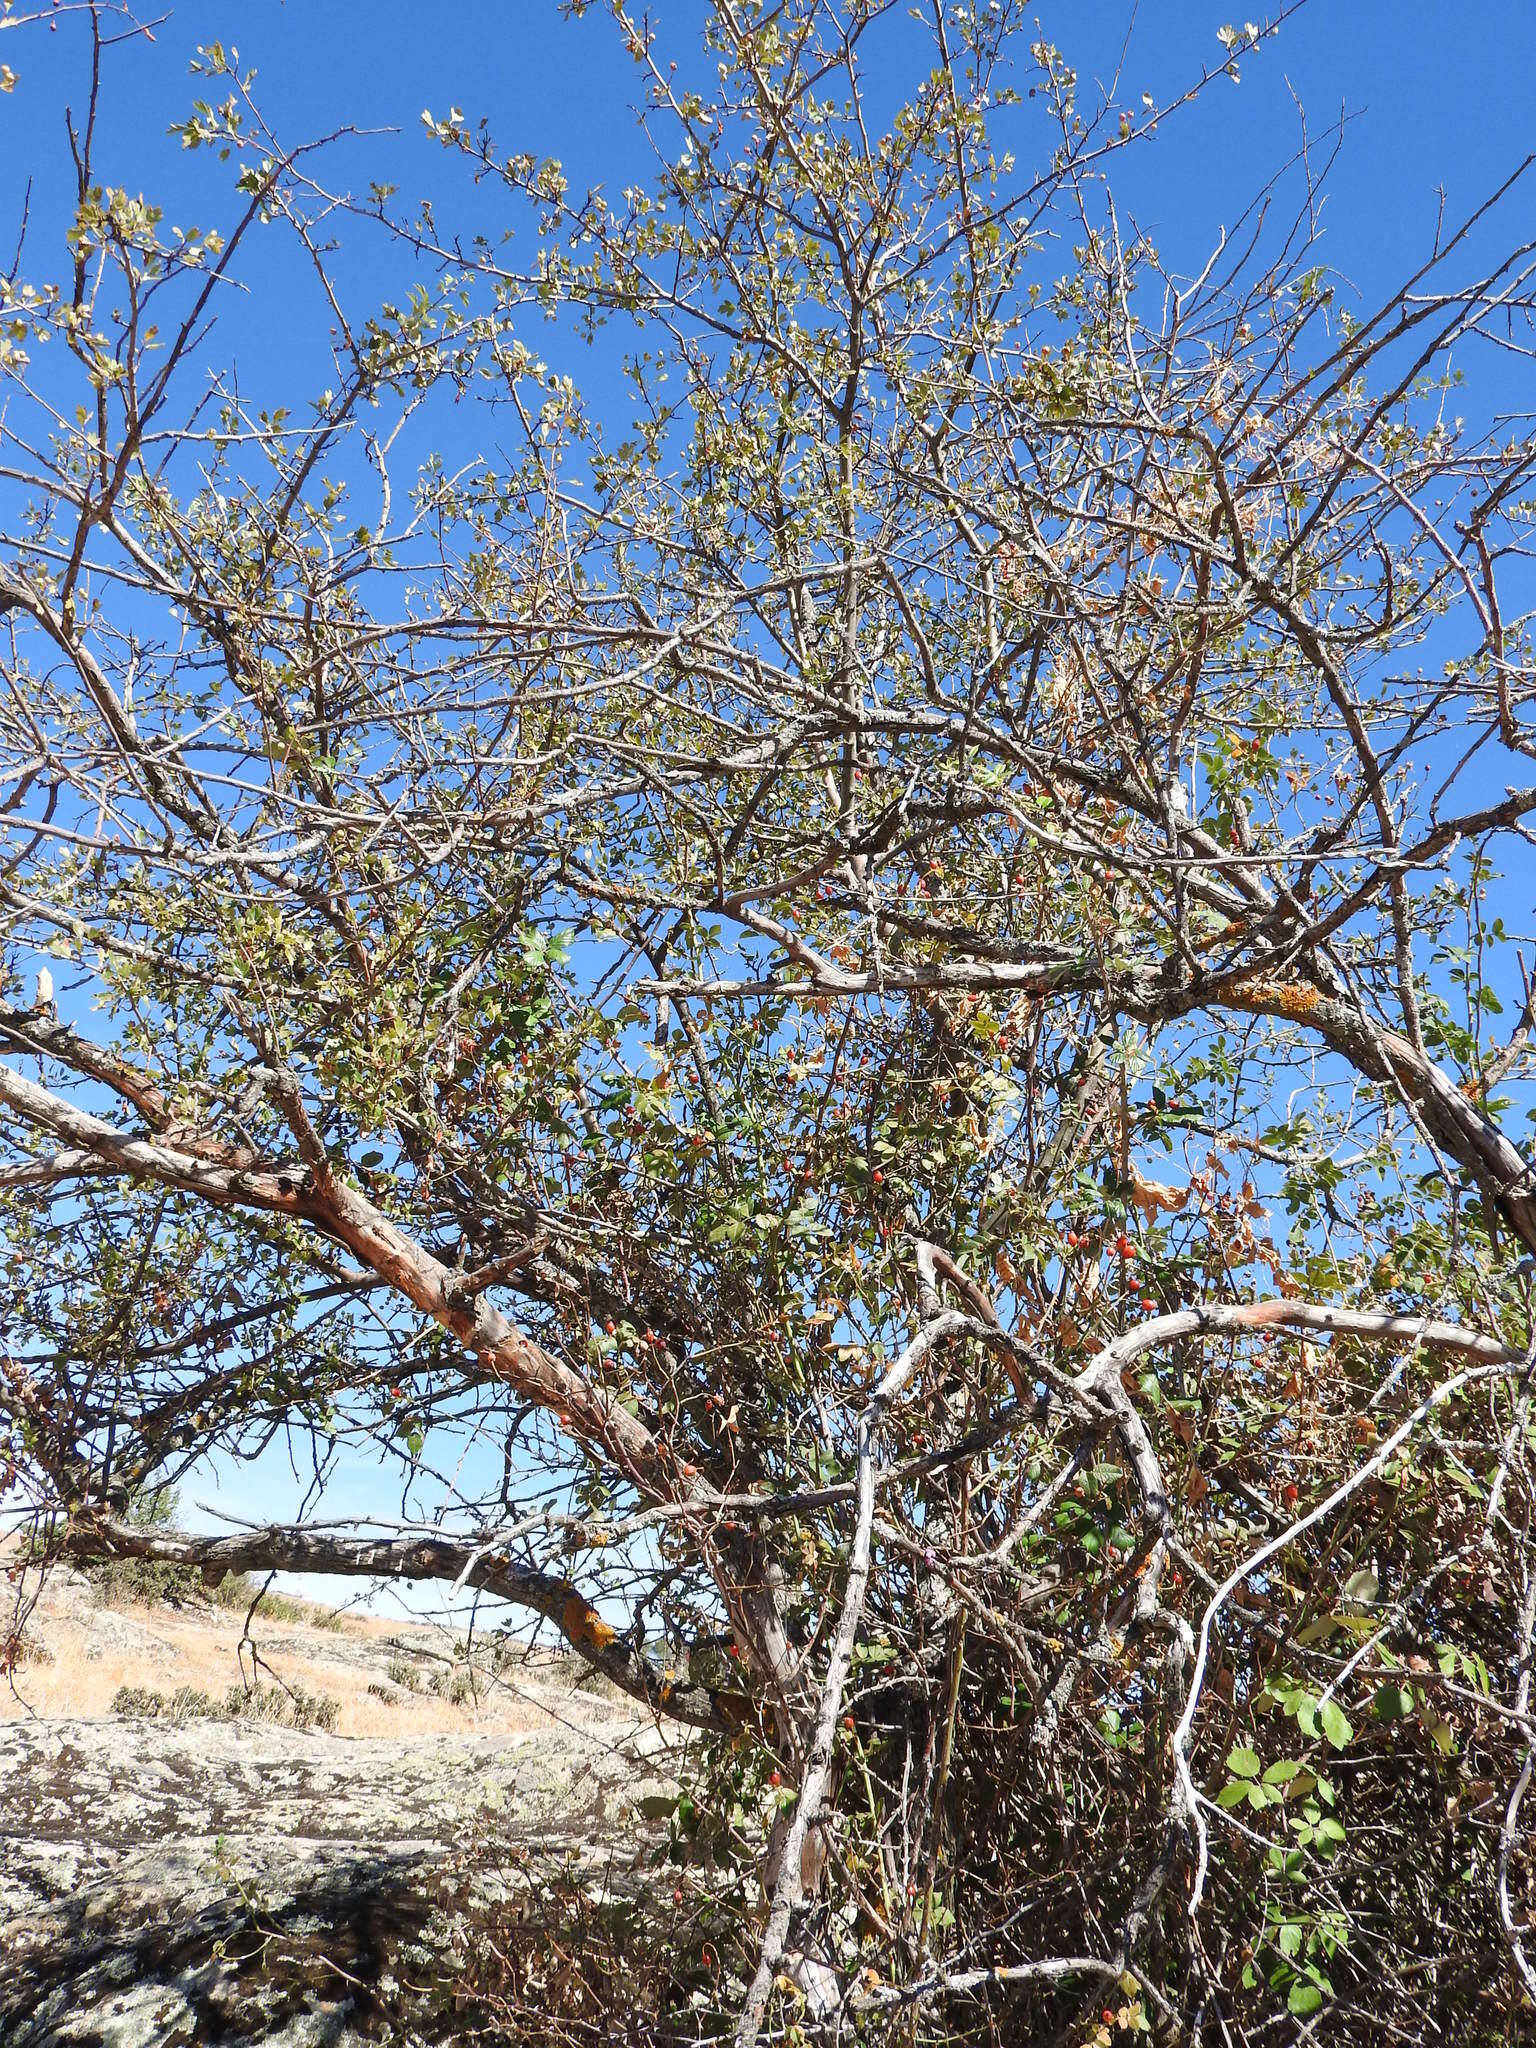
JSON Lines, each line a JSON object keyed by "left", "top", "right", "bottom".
{"left": 4, "top": 0, "right": 1532, "bottom": 1616}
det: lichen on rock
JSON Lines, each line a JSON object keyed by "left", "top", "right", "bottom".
{"left": 0, "top": 1713, "right": 684, "bottom": 2046}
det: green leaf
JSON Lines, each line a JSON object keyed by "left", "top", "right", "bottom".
{"left": 1288, "top": 1981, "right": 1324, "bottom": 2017}
{"left": 1319, "top": 1699, "right": 1353, "bottom": 1750}
{"left": 1226, "top": 1745, "right": 1261, "bottom": 1778}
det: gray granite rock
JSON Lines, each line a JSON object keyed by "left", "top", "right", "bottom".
{"left": 0, "top": 1713, "right": 687, "bottom": 2046}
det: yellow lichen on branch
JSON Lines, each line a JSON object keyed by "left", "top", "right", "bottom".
{"left": 561, "top": 1594, "right": 618, "bottom": 1651}
{"left": 1225, "top": 977, "right": 1323, "bottom": 1022}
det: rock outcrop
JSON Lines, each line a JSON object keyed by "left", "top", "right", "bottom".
{"left": 0, "top": 1711, "right": 686, "bottom": 2046}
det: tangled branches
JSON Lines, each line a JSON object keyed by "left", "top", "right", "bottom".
{"left": 3, "top": 3, "right": 1536, "bottom": 2039}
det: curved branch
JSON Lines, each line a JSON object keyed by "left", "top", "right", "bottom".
{"left": 53, "top": 1512, "right": 730, "bottom": 1731}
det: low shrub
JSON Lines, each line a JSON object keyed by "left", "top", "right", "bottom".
{"left": 111, "top": 1679, "right": 339, "bottom": 1732}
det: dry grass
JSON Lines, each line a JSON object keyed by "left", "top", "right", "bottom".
{"left": 1, "top": 1578, "right": 599, "bottom": 1739}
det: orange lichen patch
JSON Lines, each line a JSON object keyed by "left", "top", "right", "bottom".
{"left": 1226, "top": 977, "right": 1323, "bottom": 1021}
{"left": 561, "top": 1594, "right": 617, "bottom": 1652}
{"left": 1194, "top": 921, "right": 1246, "bottom": 953}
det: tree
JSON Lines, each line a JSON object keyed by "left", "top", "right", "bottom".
{"left": 3, "top": 3, "right": 1536, "bottom": 2038}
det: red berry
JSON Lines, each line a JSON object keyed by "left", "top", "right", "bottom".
{"left": 769, "top": 1769, "right": 781, "bottom": 1787}
{"left": 843, "top": 1714, "right": 856, "bottom": 1731}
